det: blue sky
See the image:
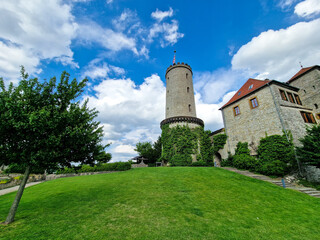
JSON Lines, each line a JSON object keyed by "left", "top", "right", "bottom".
{"left": 1, "top": 0, "right": 320, "bottom": 161}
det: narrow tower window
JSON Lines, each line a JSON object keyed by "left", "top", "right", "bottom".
{"left": 187, "top": 87, "right": 189, "bottom": 93}
{"left": 188, "top": 104, "right": 191, "bottom": 112}
{"left": 315, "top": 104, "right": 318, "bottom": 109}
{"left": 186, "top": 73, "right": 188, "bottom": 79}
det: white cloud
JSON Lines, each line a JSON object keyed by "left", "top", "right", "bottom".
{"left": 294, "top": 0, "right": 320, "bottom": 17}
{"left": 0, "top": 0, "right": 78, "bottom": 82}
{"left": 196, "top": 91, "right": 236, "bottom": 132}
{"left": 277, "top": 0, "right": 299, "bottom": 9}
{"left": 77, "top": 21, "right": 139, "bottom": 55}
{"left": 81, "top": 58, "right": 125, "bottom": 80}
{"left": 106, "top": 0, "right": 113, "bottom": 4}
{"left": 112, "top": 9, "right": 141, "bottom": 33}
{"left": 194, "top": 69, "right": 247, "bottom": 103}
{"left": 84, "top": 74, "right": 165, "bottom": 161}
{"left": 148, "top": 20, "right": 184, "bottom": 47}
{"left": 0, "top": 41, "right": 40, "bottom": 84}
{"left": 232, "top": 18, "right": 320, "bottom": 81}
{"left": 114, "top": 144, "right": 136, "bottom": 154}
{"left": 151, "top": 7, "right": 173, "bottom": 22}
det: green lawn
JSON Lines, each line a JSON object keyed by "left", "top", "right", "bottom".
{"left": 0, "top": 167, "right": 319, "bottom": 240}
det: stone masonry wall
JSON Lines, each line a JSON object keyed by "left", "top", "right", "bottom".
{"left": 289, "top": 68, "right": 320, "bottom": 121}
{"left": 222, "top": 85, "right": 283, "bottom": 155}
{"left": 270, "top": 84, "right": 316, "bottom": 146}
{"left": 165, "top": 64, "right": 197, "bottom": 118}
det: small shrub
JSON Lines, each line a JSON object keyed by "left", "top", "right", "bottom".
{"left": 78, "top": 165, "right": 95, "bottom": 173}
{"left": 221, "top": 152, "right": 234, "bottom": 167}
{"left": 171, "top": 154, "right": 192, "bottom": 166}
{"left": 258, "top": 160, "right": 289, "bottom": 177}
{"left": 56, "top": 167, "right": 77, "bottom": 174}
{"left": 0, "top": 179, "right": 11, "bottom": 184}
{"left": 233, "top": 154, "right": 258, "bottom": 170}
{"left": 13, "top": 176, "right": 24, "bottom": 181}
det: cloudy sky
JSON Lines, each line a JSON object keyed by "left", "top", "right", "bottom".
{"left": 1, "top": 0, "right": 320, "bottom": 161}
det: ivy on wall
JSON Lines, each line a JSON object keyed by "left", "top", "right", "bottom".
{"left": 212, "top": 134, "right": 227, "bottom": 154}
{"left": 161, "top": 124, "right": 213, "bottom": 166}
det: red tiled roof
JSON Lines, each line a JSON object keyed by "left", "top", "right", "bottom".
{"left": 287, "top": 66, "right": 314, "bottom": 83}
{"left": 221, "top": 78, "right": 270, "bottom": 109}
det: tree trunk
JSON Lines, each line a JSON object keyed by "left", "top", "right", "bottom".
{"left": 4, "top": 165, "right": 31, "bottom": 224}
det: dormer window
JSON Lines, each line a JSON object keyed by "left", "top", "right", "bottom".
{"left": 238, "top": 91, "right": 241, "bottom": 96}
{"left": 248, "top": 84, "right": 253, "bottom": 90}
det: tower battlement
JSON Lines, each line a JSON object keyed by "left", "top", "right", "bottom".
{"left": 165, "top": 62, "right": 193, "bottom": 77}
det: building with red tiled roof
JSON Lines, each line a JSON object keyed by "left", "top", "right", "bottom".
{"left": 287, "top": 65, "right": 320, "bottom": 83}
{"left": 212, "top": 65, "right": 320, "bottom": 165}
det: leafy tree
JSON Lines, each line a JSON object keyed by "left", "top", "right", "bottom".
{"left": 0, "top": 68, "right": 106, "bottom": 224}
{"left": 95, "top": 147, "right": 112, "bottom": 165}
{"left": 296, "top": 124, "right": 320, "bottom": 167}
{"left": 134, "top": 136, "right": 162, "bottom": 164}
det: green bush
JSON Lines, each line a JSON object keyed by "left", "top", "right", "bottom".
{"left": 0, "top": 179, "right": 11, "bottom": 184}
{"left": 58, "top": 162, "right": 131, "bottom": 174}
{"left": 233, "top": 154, "right": 258, "bottom": 170}
{"left": 296, "top": 124, "right": 320, "bottom": 167}
{"left": 56, "top": 167, "right": 77, "bottom": 174}
{"left": 221, "top": 152, "right": 234, "bottom": 167}
{"left": 258, "top": 160, "right": 288, "bottom": 177}
{"left": 171, "top": 154, "right": 192, "bottom": 166}
{"left": 191, "top": 161, "right": 214, "bottom": 167}
{"left": 78, "top": 165, "right": 95, "bottom": 173}
{"left": 257, "top": 132, "right": 295, "bottom": 176}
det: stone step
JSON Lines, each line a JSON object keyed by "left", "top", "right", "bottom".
{"left": 308, "top": 193, "right": 320, "bottom": 197}
{"left": 301, "top": 190, "right": 320, "bottom": 194}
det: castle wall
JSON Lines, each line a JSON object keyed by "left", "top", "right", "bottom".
{"left": 222, "top": 86, "right": 283, "bottom": 155}
{"left": 269, "top": 84, "right": 316, "bottom": 146}
{"left": 288, "top": 68, "right": 320, "bottom": 120}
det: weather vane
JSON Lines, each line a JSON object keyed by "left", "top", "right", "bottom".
{"left": 299, "top": 61, "right": 303, "bottom": 68}
{"left": 173, "top": 50, "right": 176, "bottom": 64}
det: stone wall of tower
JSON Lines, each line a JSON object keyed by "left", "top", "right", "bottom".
{"left": 165, "top": 63, "right": 197, "bottom": 118}
{"left": 288, "top": 68, "right": 320, "bottom": 120}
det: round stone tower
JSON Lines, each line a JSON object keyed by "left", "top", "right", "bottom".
{"left": 160, "top": 62, "right": 204, "bottom": 129}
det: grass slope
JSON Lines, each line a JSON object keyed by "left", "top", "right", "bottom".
{"left": 0, "top": 167, "right": 319, "bottom": 240}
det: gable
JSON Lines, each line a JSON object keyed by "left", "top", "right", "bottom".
{"left": 220, "top": 78, "right": 270, "bottom": 109}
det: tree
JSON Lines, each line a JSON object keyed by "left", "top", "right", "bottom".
{"left": 96, "top": 149, "right": 112, "bottom": 164}
{"left": 296, "top": 124, "right": 320, "bottom": 167}
{"left": 134, "top": 136, "right": 162, "bottom": 164}
{"left": 0, "top": 68, "right": 106, "bottom": 224}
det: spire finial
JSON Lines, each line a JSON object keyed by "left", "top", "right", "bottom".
{"left": 173, "top": 50, "right": 176, "bottom": 64}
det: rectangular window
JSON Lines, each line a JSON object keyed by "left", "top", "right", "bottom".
{"left": 279, "top": 89, "right": 288, "bottom": 101}
{"left": 294, "top": 94, "right": 302, "bottom": 105}
{"left": 301, "top": 111, "right": 316, "bottom": 123}
{"left": 287, "top": 92, "right": 295, "bottom": 103}
{"left": 234, "top": 106, "right": 240, "bottom": 116}
{"left": 250, "top": 97, "right": 259, "bottom": 109}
